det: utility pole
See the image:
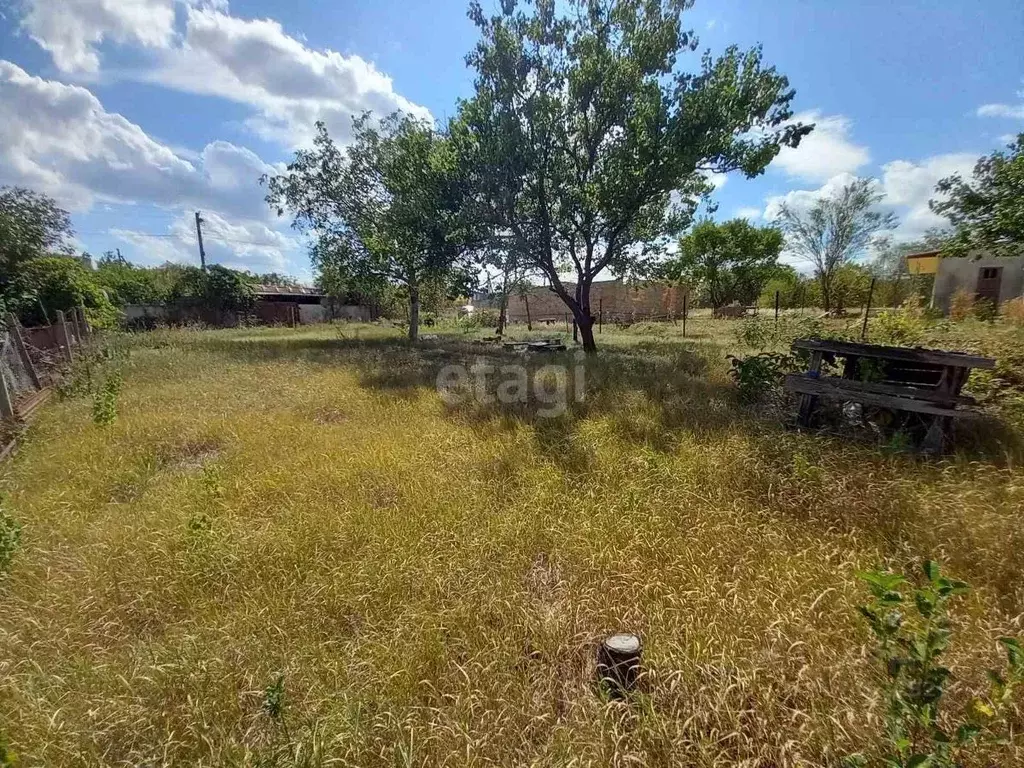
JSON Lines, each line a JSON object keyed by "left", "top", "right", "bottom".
{"left": 194, "top": 211, "right": 207, "bottom": 271}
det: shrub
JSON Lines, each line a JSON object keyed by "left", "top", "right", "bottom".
{"left": 872, "top": 295, "right": 926, "bottom": 346}
{"left": 734, "top": 317, "right": 775, "bottom": 349}
{"left": 10, "top": 256, "right": 120, "bottom": 328}
{"left": 1002, "top": 297, "right": 1024, "bottom": 325}
{"left": 727, "top": 352, "right": 798, "bottom": 402}
{"left": 949, "top": 288, "right": 974, "bottom": 321}
{"left": 92, "top": 371, "right": 123, "bottom": 426}
{"left": 846, "top": 560, "right": 1024, "bottom": 768}
{"left": 973, "top": 297, "right": 998, "bottom": 322}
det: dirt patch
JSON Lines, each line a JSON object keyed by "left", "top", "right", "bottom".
{"left": 311, "top": 406, "right": 347, "bottom": 425}
{"left": 156, "top": 437, "right": 224, "bottom": 471}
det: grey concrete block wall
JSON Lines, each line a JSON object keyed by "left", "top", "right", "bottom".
{"left": 932, "top": 256, "right": 1024, "bottom": 313}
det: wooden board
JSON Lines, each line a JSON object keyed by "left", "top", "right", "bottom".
{"left": 784, "top": 374, "right": 974, "bottom": 418}
{"left": 790, "top": 375, "right": 976, "bottom": 405}
{"left": 791, "top": 338, "right": 995, "bottom": 369}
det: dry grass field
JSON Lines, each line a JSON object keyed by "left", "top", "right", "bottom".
{"left": 1, "top": 317, "right": 1023, "bottom": 766}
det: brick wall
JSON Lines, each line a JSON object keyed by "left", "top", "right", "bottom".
{"left": 506, "top": 280, "right": 688, "bottom": 322}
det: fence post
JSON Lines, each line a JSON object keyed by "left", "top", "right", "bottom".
{"left": 0, "top": 364, "right": 14, "bottom": 420}
{"left": 682, "top": 292, "right": 688, "bottom": 338}
{"left": 70, "top": 307, "right": 83, "bottom": 345}
{"left": 77, "top": 306, "right": 91, "bottom": 338}
{"left": 55, "top": 310, "right": 74, "bottom": 363}
{"left": 861, "top": 277, "right": 876, "bottom": 341}
{"left": 598, "top": 298, "right": 603, "bottom": 334}
{"left": 6, "top": 314, "right": 41, "bottom": 390}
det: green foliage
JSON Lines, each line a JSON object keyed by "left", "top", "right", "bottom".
{"left": 457, "top": 0, "right": 810, "bottom": 349}
{"left": 666, "top": 219, "right": 784, "bottom": 309}
{"left": 94, "top": 258, "right": 172, "bottom": 305}
{"left": 775, "top": 179, "right": 897, "bottom": 311}
{"left": 872, "top": 296, "right": 927, "bottom": 346}
{"left": 91, "top": 370, "right": 123, "bottom": 426}
{"left": 0, "top": 185, "right": 74, "bottom": 281}
{"left": 735, "top": 317, "right": 777, "bottom": 348}
{"left": 168, "top": 264, "right": 257, "bottom": 314}
{"left": 727, "top": 352, "right": 799, "bottom": 402}
{"left": 265, "top": 112, "right": 476, "bottom": 341}
{"left": 932, "top": 133, "right": 1024, "bottom": 258}
{"left": 848, "top": 560, "right": 1024, "bottom": 767}
{"left": 263, "top": 675, "right": 287, "bottom": 722}
{"left": 0, "top": 497, "right": 22, "bottom": 577}
{"left": 8, "top": 255, "right": 119, "bottom": 328}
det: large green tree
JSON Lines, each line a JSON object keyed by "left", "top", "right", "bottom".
{"left": 665, "top": 218, "right": 783, "bottom": 309}
{"left": 931, "top": 133, "right": 1024, "bottom": 257}
{"left": 265, "top": 112, "right": 477, "bottom": 341}
{"left": 0, "top": 186, "right": 75, "bottom": 310}
{"left": 775, "top": 178, "right": 896, "bottom": 312}
{"left": 457, "top": 0, "right": 810, "bottom": 351}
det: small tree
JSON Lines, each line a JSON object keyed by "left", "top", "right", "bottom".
{"left": 775, "top": 178, "right": 896, "bottom": 312}
{"left": 665, "top": 219, "right": 783, "bottom": 310}
{"left": 458, "top": 0, "right": 811, "bottom": 352}
{"left": 931, "top": 133, "right": 1024, "bottom": 258}
{"left": 265, "top": 113, "right": 477, "bottom": 341}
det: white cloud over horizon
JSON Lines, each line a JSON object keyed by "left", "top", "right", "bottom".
{"left": 19, "top": 0, "right": 434, "bottom": 149}
{"left": 0, "top": 60, "right": 299, "bottom": 271}
{"left": 770, "top": 111, "right": 871, "bottom": 183}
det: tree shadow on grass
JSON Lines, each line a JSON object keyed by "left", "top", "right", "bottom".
{"left": 198, "top": 333, "right": 743, "bottom": 461}
{"left": 194, "top": 331, "right": 1024, "bottom": 610}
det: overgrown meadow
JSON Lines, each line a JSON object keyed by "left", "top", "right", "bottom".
{"left": 1, "top": 316, "right": 1023, "bottom": 766}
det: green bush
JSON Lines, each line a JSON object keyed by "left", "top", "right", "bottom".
{"left": 10, "top": 256, "right": 120, "bottom": 328}
{"left": 847, "top": 561, "right": 1024, "bottom": 768}
{"left": 727, "top": 352, "right": 799, "bottom": 402}
{"left": 871, "top": 296, "right": 927, "bottom": 346}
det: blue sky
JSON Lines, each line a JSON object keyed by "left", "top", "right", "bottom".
{"left": 1, "top": 0, "right": 1022, "bottom": 280}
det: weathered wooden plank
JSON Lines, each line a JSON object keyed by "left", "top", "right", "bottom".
{"left": 791, "top": 374, "right": 976, "bottom": 405}
{"left": 784, "top": 374, "right": 973, "bottom": 418}
{"left": 791, "top": 338, "right": 995, "bottom": 369}
{"left": 796, "top": 351, "right": 824, "bottom": 426}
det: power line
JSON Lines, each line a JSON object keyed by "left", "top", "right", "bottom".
{"left": 78, "top": 230, "right": 295, "bottom": 247}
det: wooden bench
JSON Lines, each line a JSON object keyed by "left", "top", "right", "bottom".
{"left": 784, "top": 338, "right": 995, "bottom": 452}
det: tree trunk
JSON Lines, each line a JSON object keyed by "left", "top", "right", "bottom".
{"left": 496, "top": 274, "right": 509, "bottom": 336}
{"left": 577, "top": 312, "right": 596, "bottom": 352}
{"left": 497, "top": 295, "right": 508, "bottom": 336}
{"left": 820, "top": 274, "right": 832, "bottom": 312}
{"left": 408, "top": 283, "right": 420, "bottom": 341}
{"left": 524, "top": 293, "right": 532, "bottom": 331}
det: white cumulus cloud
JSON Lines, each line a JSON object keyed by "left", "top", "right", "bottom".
{"left": 17, "top": 0, "right": 432, "bottom": 148}
{"left": 880, "top": 153, "right": 976, "bottom": 240}
{"left": 0, "top": 60, "right": 298, "bottom": 270}
{"left": 20, "top": 0, "right": 178, "bottom": 73}
{"left": 145, "top": 8, "right": 433, "bottom": 146}
{"left": 770, "top": 111, "right": 870, "bottom": 183}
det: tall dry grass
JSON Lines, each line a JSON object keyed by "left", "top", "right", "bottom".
{"left": 0, "top": 322, "right": 1022, "bottom": 766}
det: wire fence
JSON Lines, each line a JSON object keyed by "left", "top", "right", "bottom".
{"left": 1, "top": 308, "right": 89, "bottom": 423}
